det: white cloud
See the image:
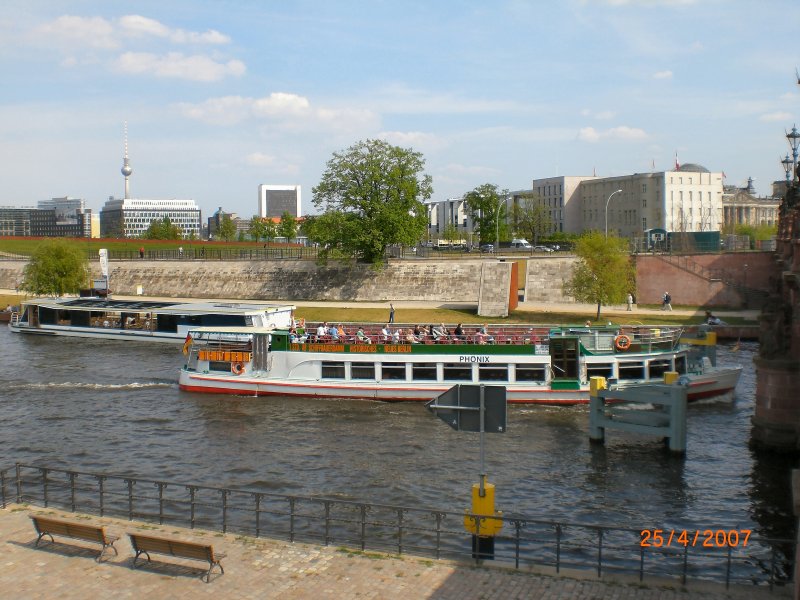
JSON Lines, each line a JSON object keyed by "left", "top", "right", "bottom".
{"left": 244, "top": 152, "right": 276, "bottom": 166}
{"left": 119, "top": 15, "right": 230, "bottom": 44}
{"left": 759, "top": 111, "right": 793, "bottom": 122}
{"left": 378, "top": 131, "right": 446, "bottom": 150}
{"left": 179, "top": 93, "right": 380, "bottom": 134}
{"left": 653, "top": 70, "right": 673, "bottom": 79}
{"left": 581, "top": 109, "right": 616, "bottom": 120}
{"left": 35, "top": 15, "right": 119, "bottom": 49}
{"left": 578, "top": 125, "right": 647, "bottom": 142}
{"left": 114, "top": 52, "right": 245, "bottom": 82}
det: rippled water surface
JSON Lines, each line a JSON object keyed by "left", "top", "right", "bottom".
{"left": 0, "top": 326, "right": 795, "bottom": 544}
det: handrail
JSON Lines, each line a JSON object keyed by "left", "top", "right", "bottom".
{"left": 2, "top": 463, "right": 791, "bottom": 590}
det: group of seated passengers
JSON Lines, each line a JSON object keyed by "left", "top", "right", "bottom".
{"left": 306, "top": 322, "right": 501, "bottom": 345}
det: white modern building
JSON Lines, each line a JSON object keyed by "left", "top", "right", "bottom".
{"left": 99, "top": 197, "right": 201, "bottom": 238}
{"left": 258, "top": 185, "right": 301, "bottom": 218}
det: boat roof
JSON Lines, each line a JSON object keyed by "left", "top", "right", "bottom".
{"left": 189, "top": 326, "right": 279, "bottom": 334}
{"left": 21, "top": 297, "right": 295, "bottom": 315}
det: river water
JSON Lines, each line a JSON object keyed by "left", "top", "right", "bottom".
{"left": 0, "top": 326, "right": 796, "bottom": 574}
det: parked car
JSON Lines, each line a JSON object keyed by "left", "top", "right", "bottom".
{"left": 533, "top": 245, "right": 554, "bottom": 253}
{"left": 479, "top": 243, "right": 495, "bottom": 253}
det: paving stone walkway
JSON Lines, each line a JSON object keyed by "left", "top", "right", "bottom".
{"left": 0, "top": 505, "right": 789, "bottom": 599}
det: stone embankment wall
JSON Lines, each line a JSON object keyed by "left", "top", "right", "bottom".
{"left": 0, "top": 252, "right": 759, "bottom": 307}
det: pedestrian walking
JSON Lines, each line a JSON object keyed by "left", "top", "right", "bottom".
{"left": 626, "top": 293, "right": 633, "bottom": 311}
{"left": 389, "top": 303, "right": 395, "bottom": 324}
{"left": 178, "top": 246, "right": 183, "bottom": 258}
{"left": 139, "top": 246, "right": 144, "bottom": 259}
{"left": 662, "top": 291, "right": 672, "bottom": 311}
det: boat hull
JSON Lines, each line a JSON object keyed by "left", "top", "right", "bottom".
{"left": 178, "top": 367, "right": 742, "bottom": 405}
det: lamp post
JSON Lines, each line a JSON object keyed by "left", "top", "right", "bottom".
{"left": 495, "top": 197, "right": 503, "bottom": 255}
{"left": 781, "top": 154, "right": 794, "bottom": 183}
{"left": 604, "top": 189, "right": 623, "bottom": 237}
{"left": 787, "top": 125, "right": 800, "bottom": 183}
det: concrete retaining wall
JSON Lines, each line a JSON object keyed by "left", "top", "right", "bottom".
{"left": 524, "top": 257, "right": 578, "bottom": 303}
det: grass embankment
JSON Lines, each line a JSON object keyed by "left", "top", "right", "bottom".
{"left": 0, "top": 293, "right": 752, "bottom": 326}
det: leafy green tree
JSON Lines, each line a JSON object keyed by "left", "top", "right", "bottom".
{"left": 511, "top": 194, "right": 553, "bottom": 245}
{"left": 277, "top": 211, "right": 298, "bottom": 242}
{"left": 310, "top": 139, "right": 432, "bottom": 266}
{"left": 142, "top": 217, "right": 182, "bottom": 240}
{"left": 249, "top": 216, "right": 267, "bottom": 242}
{"left": 20, "top": 239, "right": 89, "bottom": 297}
{"left": 443, "top": 223, "right": 460, "bottom": 243}
{"left": 218, "top": 215, "right": 237, "bottom": 242}
{"left": 563, "top": 232, "right": 634, "bottom": 320}
{"left": 463, "top": 183, "right": 509, "bottom": 245}
{"left": 263, "top": 219, "right": 278, "bottom": 243}
{"left": 237, "top": 230, "right": 246, "bottom": 242}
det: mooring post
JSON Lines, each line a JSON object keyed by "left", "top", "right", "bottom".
{"left": 589, "top": 376, "right": 607, "bottom": 444}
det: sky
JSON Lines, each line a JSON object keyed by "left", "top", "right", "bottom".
{"left": 2, "top": 0, "right": 800, "bottom": 219}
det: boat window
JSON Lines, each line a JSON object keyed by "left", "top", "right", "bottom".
{"left": 321, "top": 361, "right": 346, "bottom": 379}
{"left": 479, "top": 364, "right": 508, "bottom": 382}
{"left": 648, "top": 359, "right": 672, "bottom": 379}
{"left": 586, "top": 363, "right": 614, "bottom": 380}
{"left": 443, "top": 363, "right": 472, "bottom": 381}
{"left": 209, "top": 361, "right": 230, "bottom": 372}
{"left": 381, "top": 363, "right": 406, "bottom": 381}
{"left": 515, "top": 364, "right": 546, "bottom": 382}
{"left": 350, "top": 362, "right": 375, "bottom": 380}
{"left": 618, "top": 362, "right": 645, "bottom": 380}
{"left": 412, "top": 364, "right": 437, "bottom": 381}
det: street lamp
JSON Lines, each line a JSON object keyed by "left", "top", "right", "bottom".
{"left": 781, "top": 154, "right": 794, "bottom": 183}
{"left": 604, "top": 189, "right": 623, "bottom": 237}
{"left": 787, "top": 125, "right": 800, "bottom": 182}
{"left": 495, "top": 197, "right": 504, "bottom": 254}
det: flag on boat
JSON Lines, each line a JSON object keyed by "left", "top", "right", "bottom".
{"left": 182, "top": 333, "right": 193, "bottom": 355}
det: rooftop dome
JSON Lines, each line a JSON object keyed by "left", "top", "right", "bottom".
{"left": 677, "top": 163, "right": 709, "bottom": 173}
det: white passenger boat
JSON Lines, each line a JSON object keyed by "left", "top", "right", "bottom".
{"left": 8, "top": 297, "right": 295, "bottom": 344}
{"left": 178, "top": 323, "right": 741, "bottom": 405}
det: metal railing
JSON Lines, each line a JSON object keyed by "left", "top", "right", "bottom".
{"left": 1, "top": 464, "right": 792, "bottom": 591}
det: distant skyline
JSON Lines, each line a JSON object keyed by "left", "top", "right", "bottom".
{"left": 2, "top": 0, "right": 799, "bottom": 219}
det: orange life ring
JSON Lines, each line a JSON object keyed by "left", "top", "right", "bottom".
{"left": 231, "top": 362, "right": 245, "bottom": 375}
{"left": 614, "top": 334, "right": 632, "bottom": 351}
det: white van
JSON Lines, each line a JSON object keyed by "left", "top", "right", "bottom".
{"left": 510, "top": 238, "right": 532, "bottom": 249}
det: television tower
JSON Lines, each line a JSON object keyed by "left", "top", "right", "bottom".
{"left": 121, "top": 121, "right": 133, "bottom": 199}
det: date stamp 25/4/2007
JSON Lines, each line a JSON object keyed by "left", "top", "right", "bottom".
{"left": 641, "top": 529, "right": 752, "bottom": 548}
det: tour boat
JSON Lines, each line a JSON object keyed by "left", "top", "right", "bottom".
{"left": 178, "top": 323, "right": 742, "bottom": 405}
{"left": 8, "top": 296, "right": 296, "bottom": 344}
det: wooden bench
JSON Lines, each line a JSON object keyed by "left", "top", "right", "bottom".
{"left": 31, "top": 515, "right": 119, "bottom": 562}
{"left": 128, "top": 533, "right": 226, "bottom": 582}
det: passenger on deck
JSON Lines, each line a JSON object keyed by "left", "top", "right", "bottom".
{"left": 476, "top": 323, "right": 494, "bottom": 344}
{"left": 381, "top": 323, "right": 392, "bottom": 343}
{"left": 356, "top": 327, "right": 372, "bottom": 344}
{"left": 328, "top": 323, "right": 339, "bottom": 340}
{"left": 413, "top": 324, "right": 424, "bottom": 340}
{"left": 454, "top": 323, "right": 465, "bottom": 341}
{"left": 432, "top": 323, "right": 448, "bottom": 341}
{"left": 317, "top": 322, "right": 328, "bottom": 340}
{"left": 336, "top": 324, "right": 346, "bottom": 339}
{"left": 405, "top": 330, "right": 419, "bottom": 344}
{"left": 705, "top": 311, "right": 725, "bottom": 326}
{"left": 392, "top": 328, "right": 402, "bottom": 343}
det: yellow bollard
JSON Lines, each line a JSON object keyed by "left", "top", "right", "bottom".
{"left": 463, "top": 482, "right": 503, "bottom": 536}
{"left": 664, "top": 371, "right": 679, "bottom": 384}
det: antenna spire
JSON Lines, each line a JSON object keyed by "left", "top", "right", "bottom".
{"left": 121, "top": 121, "right": 133, "bottom": 199}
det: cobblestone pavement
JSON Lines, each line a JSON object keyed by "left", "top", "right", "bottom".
{"left": 0, "top": 505, "right": 789, "bottom": 599}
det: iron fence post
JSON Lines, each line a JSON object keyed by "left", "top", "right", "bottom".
{"left": 15, "top": 464, "right": 22, "bottom": 505}
{"left": 360, "top": 505, "right": 367, "bottom": 551}
{"left": 41, "top": 467, "right": 49, "bottom": 508}
{"left": 725, "top": 544, "right": 732, "bottom": 589}
{"left": 397, "top": 508, "right": 405, "bottom": 555}
{"left": 596, "top": 527, "right": 603, "bottom": 577}
{"left": 221, "top": 489, "right": 229, "bottom": 533}
{"left": 556, "top": 524, "right": 562, "bottom": 573}
{"left": 97, "top": 475, "right": 106, "bottom": 517}
{"left": 125, "top": 479, "right": 134, "bottom": 520}
{"left": 682, "top": 544, "right": 688, "bottom": 585}
{"left": 432, "top": 511, "right": 444, "bottom": 560}
{"left": 514, "top": 520, "right": 523, "bottom": 569}
{"left": 67, "top": 471, "right": 77, "bottom": 512}
{"left": 288, "top": 497, "right": 296, "bottom": 542}
{"left": 156, "top": 482, "right": 167, "bottom": 524}
{"left": 254, "top": 493, "right": 262, "bottom": 538}
{"left": 186, "top": 486, "right": 197, "bottom": 529}
{"left": 324, "top": 500, "right": 332, "bottom": 546}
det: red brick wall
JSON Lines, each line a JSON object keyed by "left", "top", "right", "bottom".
{"left": 635, "top": 252, "right": 773, "bottom": 307}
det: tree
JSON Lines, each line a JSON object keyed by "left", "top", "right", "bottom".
{"left": 263, "top": 219, "right": 278, "bottom": 244}
{"left": 218, "top": 215, "right": 237, "bottom": 242}
{"left": 277, "top": 211, "right": 297, "bottom": 242}
{"left": 142, "top": 217, "right": 182, "bottom": 240}
{"left": 563, "top": 232, "right": 635, "bottom": 320}
{"left": 511, "top": 194, "right": 553, "bottom": 245}
{"left": 249, "top": 216, "right": 267, "bottom": 242}
{"left": 443, "top": 223, "right": 460, "bottom": 243}
{"left": 20, "top": 239, "right": 89, "bottom": 297}
{"left": 463, "top": 184, "right": 509, "bottom": 245}
{"left": 310, "top": 138, "right": 432, "bottom": 266}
